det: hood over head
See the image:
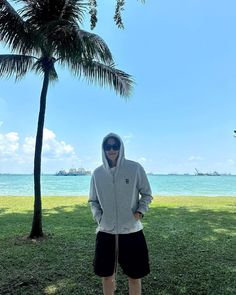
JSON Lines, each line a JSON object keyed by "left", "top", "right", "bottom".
{"left": 102, "top": 133, "right": 125, "bottom": 170}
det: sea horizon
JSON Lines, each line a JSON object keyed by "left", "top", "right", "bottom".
{"left": 1, "top": 174, "right": 236, "bottom": 197}
{"left": 1, "top": 172, "right": 235, "bottom": 176}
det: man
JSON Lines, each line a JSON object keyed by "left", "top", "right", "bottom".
{"left": 89, "top": 133, "right": 153, "bottom": 295}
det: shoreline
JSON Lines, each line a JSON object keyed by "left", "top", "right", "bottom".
{"left": 1, "top": 195, "right": 236, "bottom": 198}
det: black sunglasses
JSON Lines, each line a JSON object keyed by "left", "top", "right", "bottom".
{"left": 104, "top": 144, "right": 120, "bottom": 151}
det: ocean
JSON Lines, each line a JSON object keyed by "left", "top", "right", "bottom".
{"left": 0, "top": 174, "right": 236, "bottom": 197}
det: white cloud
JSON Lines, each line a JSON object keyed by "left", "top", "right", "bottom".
{"left": 43, "top": 128, "right": 75, "bottom": 159}
{"left": 22, "top": 128, "right": 75, "bottom": 159}
{"left": 0, "top": 128, "right": 78, "bottom": 172}
{"left": 23, "top": 136, "right": 35, "bottom": 154}
{"left": 0, "top": 132, "right": 19, "bottom": 157}
{"left": 188, "top": 155, "right": 203, "bottom": 161}
{"left": 43, "top": 128, "right": 56, "bottom": 140}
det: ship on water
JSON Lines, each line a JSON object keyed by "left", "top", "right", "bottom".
{"left": 194, "top": 168, "right": 230, "bottom": 176}
{"left": 55, "top": 168, "right": 91, "bottom": 176}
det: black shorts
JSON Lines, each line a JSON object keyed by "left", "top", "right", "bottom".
{"left": 93, "top": 230, "right": 150, "bottom": 279}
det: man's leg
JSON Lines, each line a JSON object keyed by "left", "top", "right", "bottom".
{"left": 128, "top": 277, "right": 141, "bottom": 295}
{"left": 102, "top": 274, "right": 116, "bottom": 295}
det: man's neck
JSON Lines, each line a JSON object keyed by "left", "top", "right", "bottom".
{"left": 110, "top": 160, "right": 117, "bottom": 168}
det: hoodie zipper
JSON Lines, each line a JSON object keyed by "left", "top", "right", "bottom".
{"left": 112, "top": 172, "right": 119, "bottom": 233}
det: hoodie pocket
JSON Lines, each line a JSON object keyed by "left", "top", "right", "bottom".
{"left": 99, "top": 214, "right": 115, "bottom": 231}
{"left": 121, "top": 210, "right": 138, "bottom": 230}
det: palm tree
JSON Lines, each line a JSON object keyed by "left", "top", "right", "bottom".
{"left": 0, "top": 0, "right": 133, "bottom": 238}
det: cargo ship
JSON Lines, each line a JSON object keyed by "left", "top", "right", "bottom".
{"left": 55, "top": 168, "right": 91, "bottom": 176}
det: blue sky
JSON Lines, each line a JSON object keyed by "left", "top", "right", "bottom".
{"left": 0, "top": 0, "right": 236, "bottom": 174}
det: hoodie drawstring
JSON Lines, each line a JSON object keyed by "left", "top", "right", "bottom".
{"left": 113, "top": 234, "right": 119, "bottom": 291}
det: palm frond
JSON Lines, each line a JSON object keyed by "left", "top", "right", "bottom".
{"left": 89, "top": 0, "right": 145, "bottom": 29}
{"left": 69, "top": 59, "right": 133, "bottom": 98}
{"left": 38, "top": 21, "right": 85, "bottom": 61}
{"left": 32, "top": 56, "right": 58, "bottom": 81}
{"left": 16, "top": 1, "right": 89, "bottom": 57}
{"left": 89, "top": 0, "right": 97, "bottom": 30}
{"left": 19, "top": 0, "right": 87, "bottom": 27}
{"left": 0, "top": 0, "right": 38, "bottom": 54}
{"left": 77, "top": 29, "right": 113, "bottom": 63}
{"left": 0, "top": 54, "right": 36, "bottom": 80}
{"left": 114, "top": 0, "right": 146, "bottom": 29}
{"left": 59, "top": 0, "right": 87, "bottom": 23}
{"left": 114, "top": 0, "right": 125, "bottom": 29}
{"left": 44, "top": 22, "right": 113, "bottom": 64}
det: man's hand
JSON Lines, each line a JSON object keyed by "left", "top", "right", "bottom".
{"left": 134, "top": 212, "right": 143, "bottom": 220}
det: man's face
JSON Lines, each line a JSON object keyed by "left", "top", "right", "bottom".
{"left": 104, "top": 138, "right": 120, "bottom": 164}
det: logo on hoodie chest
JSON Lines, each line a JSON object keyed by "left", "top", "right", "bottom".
{"left": 125, "top": 178, "right": 129, "bottom": 184}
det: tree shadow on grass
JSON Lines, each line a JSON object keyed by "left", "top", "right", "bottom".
{"left": 0, "top": 204, "right": 96, "bottom": 294}
{"left": 0, "top": 201, "right": 235, "bottom": 294}
{"left": 0, "top": 208, "right": 8, "bottom": 214}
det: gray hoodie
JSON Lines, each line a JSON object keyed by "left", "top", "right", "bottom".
{"left": 89, "top": 133, "right": 153, "bottom": 234}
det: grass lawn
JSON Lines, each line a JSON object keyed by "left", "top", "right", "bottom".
{"left": 0, "top": 196, "right": 235, "bottom": 295}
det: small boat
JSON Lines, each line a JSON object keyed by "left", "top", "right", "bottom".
{"left": 55, "top": 168, "right": 91, "bottom": 176}
{"left": 195, "top": 168, "right": 221, "bottom": 176}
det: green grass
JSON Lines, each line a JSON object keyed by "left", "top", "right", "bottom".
{"left": 0, "top": 196, "right": 235, "bottom": 295}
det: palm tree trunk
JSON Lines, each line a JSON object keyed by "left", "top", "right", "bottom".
{"left": 29, "top": 70, "right": 49, "bottom": 238}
